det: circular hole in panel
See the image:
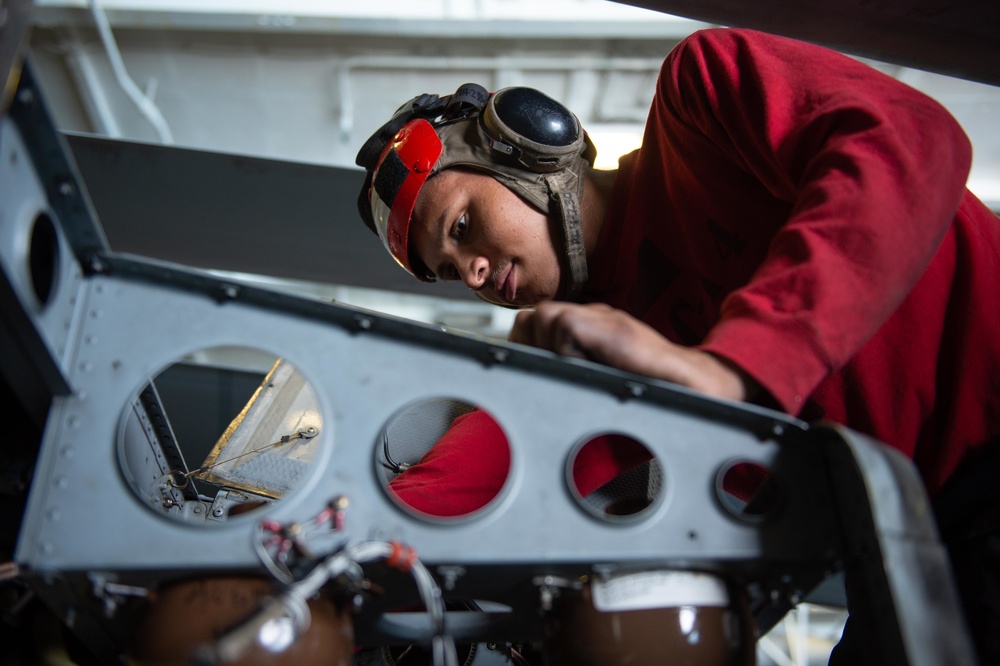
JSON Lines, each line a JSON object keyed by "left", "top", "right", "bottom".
{"left": 117, "top": 348, "right": 323, "bottom": 525}
{"left": 568, "top": 434, "right": 660, "bottom": 521}
{"left": 377, "top": 399, "right": 510, "bottom": 521}
{"left": 716, "top": 460, "right": 780, "bottom": 522}
{"left": 28, "top": 211, "right": 59, "bottom": 308}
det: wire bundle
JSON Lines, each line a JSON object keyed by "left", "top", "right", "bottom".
{"left": 206, "top": 507, "right": 457, "bottom": 666}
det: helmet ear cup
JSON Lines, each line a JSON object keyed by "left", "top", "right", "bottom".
{"left": 481, "top": 87, "right": 593, "bottom": 173}
{"left": 493, "top": 87, "right": 580, "bottom": 147}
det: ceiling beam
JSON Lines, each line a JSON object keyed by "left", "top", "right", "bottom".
{"left": 613, "top": 0, "right": 1000, "bottom": 85}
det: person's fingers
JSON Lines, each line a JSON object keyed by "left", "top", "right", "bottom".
{"left": 511, "top": 302, "right": 569, "bottom": 351}
{"left": 546, "top": 304, "right": 620, "bottom": 363}
{"left": 550, "top": 312, "right": 589, "bottom": 358}
{"left": 511, "top": 303, "right": 631, "bottom": 363}
{"left": 512, "top": 303, "right": 752, "bottom": 401}
{"left": 509, "top": 309, "right": 536, "bottom": 345}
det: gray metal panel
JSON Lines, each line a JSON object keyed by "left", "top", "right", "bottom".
{"left": 7, "top": 253, "right": 975, "bottom": 662}
{"left": 0, "top": 116, "right": 84, "bottom": 425}
{"left": 825, "top": 427, "right": 977, "bottom": 666}
{"left": 15, "top": 260, "right": 834, "bottom": 571}
{"left": 63, "top": 132, "right": 474, "bottom": 301}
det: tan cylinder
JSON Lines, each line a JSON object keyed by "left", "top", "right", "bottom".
{"left": 128, "top": 576, "right": 354, "bottom": 665}
{"left": 543, "top": 570, "right": 755, "bottom": 666}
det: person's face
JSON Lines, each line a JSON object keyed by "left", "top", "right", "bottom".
{"left": 410, "top": 169, "right": 562, "bottom": 307}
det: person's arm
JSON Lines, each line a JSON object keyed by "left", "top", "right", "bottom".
{"left": 510, "top": 302, "right": 757, "bottom": 402}
{"left": 677, "top": 29, "right": 970, "bottom": 413}
{"left": 513, "top": 29, "right": 972, "bottom": 413}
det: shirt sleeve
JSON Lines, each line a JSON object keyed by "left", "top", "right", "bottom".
{"left": 388, "top": 409, "right": 652, "bottom": 516}
{"left": 666, "top": 29, "right": 973, "bottom": 413}
{"left": 388, "top": 409, "right": 510, "bottom": 518}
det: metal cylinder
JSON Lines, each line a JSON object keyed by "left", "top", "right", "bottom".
{"left": 127, "top": 576, "right": 354, "bottom": 665}
{"left": 542, "top": 570, "right": 755, "bottom": 666}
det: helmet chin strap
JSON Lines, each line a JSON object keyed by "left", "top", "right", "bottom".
{"left": 548, "top": 174, "right": 588, "bottom": 301}
{"left": 473, "top": 175, "right": 587, "bottom": 307}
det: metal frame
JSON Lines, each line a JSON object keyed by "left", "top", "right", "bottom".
{"left": 1, "top": 57, "right": 976, "bottom": 664}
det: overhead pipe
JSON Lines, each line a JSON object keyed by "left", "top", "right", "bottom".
{"left": 63, "top": 33, "right": 124, "bottom": 138}
{"left": 89, "top": 0, "right": 174, "bottom": 143}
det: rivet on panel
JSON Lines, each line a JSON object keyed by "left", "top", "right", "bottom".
{"left": 489, "top": 347, "right": 509, "bottom": 364}
{"left": 624, "top": 381, "right": 646, "bottom": 398}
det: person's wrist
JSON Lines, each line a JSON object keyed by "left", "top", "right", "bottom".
{"left": 695, "top": 352, "right": 758, "bottom": 402}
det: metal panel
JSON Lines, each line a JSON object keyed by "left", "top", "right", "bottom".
{"left": 64, "top": 132, "right": 474, "bottom": 300}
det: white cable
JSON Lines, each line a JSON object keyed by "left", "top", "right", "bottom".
{"left": 344, "top": 540, "right": 458, "bottom": 666}
{"left": 253, "top": 523, "right": 295, "bottom": 585}
{"left": 250, "top": 528, "right": 457, "bottom": 666}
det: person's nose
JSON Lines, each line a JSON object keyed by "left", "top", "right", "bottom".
{"left": 461, "top": 255, "right": 490, "bottom": 290}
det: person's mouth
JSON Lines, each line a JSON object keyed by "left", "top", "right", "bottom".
{"left": 495, "top": 262, "right": 517, "bottom": 304}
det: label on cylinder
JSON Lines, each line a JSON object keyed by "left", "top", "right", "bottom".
{"left": 591, "top": 570, "right": 729, "bottom": 612}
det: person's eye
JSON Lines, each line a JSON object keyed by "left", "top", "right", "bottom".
{"left": 452, "top": 214, "right": 468, "bottom": 240}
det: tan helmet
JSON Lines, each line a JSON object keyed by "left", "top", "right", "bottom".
{"left": 355, "top": 83, "right": 597, "bottom": 299}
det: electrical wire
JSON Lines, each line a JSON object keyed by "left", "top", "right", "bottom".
{"left": 382, "top": 431, "right": 411, "bottom": 474}
{"left": 238, "top": 504, "right": 457, "bottom": 666}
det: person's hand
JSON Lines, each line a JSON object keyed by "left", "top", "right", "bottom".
{"left": 510, "top": 302, "right": 756, "bottom": 402}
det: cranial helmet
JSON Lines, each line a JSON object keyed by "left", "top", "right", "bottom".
{"left": 355, "top": 83, "right": 597, "bottom": 298}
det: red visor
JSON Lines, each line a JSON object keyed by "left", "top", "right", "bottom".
{"left": 369, "top": 119, "right": 443, "bottom": 278}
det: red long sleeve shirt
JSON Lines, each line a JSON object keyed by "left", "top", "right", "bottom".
{"left": 589, "top": 28, "right": 1000, "bottom": 497}
{"left": 390, "top": 28, "right": 1000, "bottom": 515}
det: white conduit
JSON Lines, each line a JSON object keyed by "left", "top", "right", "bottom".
{"left": 89, "top": 0, "right": 174, "bottom": 144}
{"left": 63, "top": 35, "right": 123, "bottom": 138}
